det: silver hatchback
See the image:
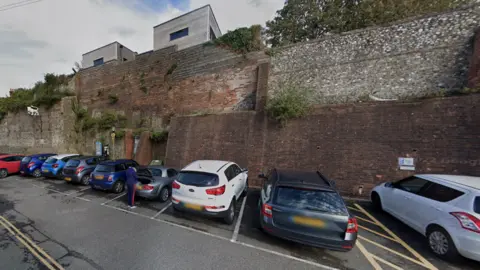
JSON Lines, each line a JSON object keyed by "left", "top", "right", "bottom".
{"left": 135, "top": 166, "right": 179, "bottom": 202}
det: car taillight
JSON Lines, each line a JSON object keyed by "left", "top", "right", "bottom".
{"left": 143, "top": 185, "right": 154, "bottom": 190}
{"left": 172, "top": 181, "right": 180, "bottom": 189}
{"left": 107, "top": 175, "right": 113, "bottom": 182}
{"left": 53, "top": 164, "right": 58, "bottom": 168}
{"left": 75, "top": 166, "right": 84, "bottom": 174}
{"left": 346, "top": 217, "right": 358, "bottom": 233}
{"left": 206, "top": 185, "right": 226, "bottom": 196}
{"left": 27, "top": 162, "right": 35, "bottom": 168}
{"left": 262, "top": 203, "right": 272, "bottom": 218}
{"left": 450, "top": 212, "right": 480, "bottom": 233}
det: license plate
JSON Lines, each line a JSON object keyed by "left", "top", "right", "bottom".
{"left": 95, "top": 175, "right": 104, "bottom": 180}
{"left": 64, "top": 177, "right": 71, "bottom": 181}
{"left": 292, "top": 216, "right": 325, "bottom": 228}
{"left": 20, "top": 171, "right": 24, "bottom": 174}
{"left": 136, "top": 185, "right": 143, "bottom": 190}
{"left": 94, "top": 185, "right": 102, "bottom": 189}
{"left": 184, "top": 203, "right": 203, "bottom": 211}
{"left": 43, "top": 169, "right": 48, "bottom": 173}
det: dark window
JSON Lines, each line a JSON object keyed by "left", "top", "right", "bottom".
{"left": 125, "top": 160, "right": 139, "bottom": 168}
{"left": 209, "top": 27, "right": 216, "bottom": 40}
{"left": 418, "top": 183, "right": 464, "bottom": 202}
{"left": 123, "top": 58, "right": 127, "bottom": 61}
{"left": 93, "top": 58, "right": 104, "bottom": 67}
{"left": 21, "top": 156, "right": 32, "bottom": 163}
{"left": 177, "top": 171, "right": 219, "bottom": 187}
{"left": 115, "top": 164, "right": 126, "bottom": 171}
{"left": 149, "top": 169, "right": 163, "bottom": 177}
{"left": 137, "top": 168, "right": 152, "bottom": 178}
{"left": 274, "top": 187, "right": 348, "bottom": 215}
{"left": 167, "top": 169, "right": 178, "bottom": 178}
{"left": 474, "top": 197, "right": 480, "bottom": 214}
{"left": 95, "top": 165, "right": 114, "bottom": 173}
{"left": 2, "top": 156, "right": 15, "bottom": 162}
{"left": 170, "top": 28, "right": 189, "bottom": 41}
{"left": 224, "top": 165, "right": 240, "bottom": 181}
{"left": 14, "top": 156, "right": 24, "bottom": 161}
{"left": 62, "top": 156, "right": 78, "bottom": 162}
{"left": 66, "top": 160, "right": 80, "bottom": 167}
{"left": 393, "top": 176, "right": 429, "bottom": 194}
{"left": 86, "top": 158, "right": 97, "bottom": 165}
{"left": 45, "top": 157, "right": 58, "bottom": 164}
{"left": 39, "top": 156, "right": 50, "bottom": 161}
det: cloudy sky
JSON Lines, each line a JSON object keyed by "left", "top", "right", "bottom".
{"left": 0, "top": 0, "right": 284, "bottom": 96}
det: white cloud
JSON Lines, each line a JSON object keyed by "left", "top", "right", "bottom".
{"left": 0, "top": 0, "right": 284, "bottom": 95}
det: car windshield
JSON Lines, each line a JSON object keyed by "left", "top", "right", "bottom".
{"left": 474, "top": 197, "right": 480, "bottom": 214}
{"left": 149, "top": 169, "right": 163, "bottom": 177}
{"left": 66, "top": 160, "right": 80, "bottom": 167}
{"left": 176, "top": 171, "right": 219, "bottom": 187}
{"left": 21, "top": 156, "right": 32, "bottom": 163}
{"left": 45, "top": 157, "right": 58, "bottom": 164}
{"left": 95, "top": 165, "right": 114, "bottom": 173}
{"left": 274, "top": 187, "right": 348, "bottom": 215}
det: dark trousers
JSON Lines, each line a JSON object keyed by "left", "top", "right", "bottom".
{"left": 127, "top": 184, "right": 136, "bottom": 206}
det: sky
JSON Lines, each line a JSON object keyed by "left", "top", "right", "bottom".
{"left": 0, "top": 0, "right": 285, "bottom": 96}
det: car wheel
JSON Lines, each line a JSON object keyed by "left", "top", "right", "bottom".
{"left": 159, "top": 187, "right": 170, "bottom": 202}
{"left": 371, "top": 192, "right": 383, "bottom": 212}
{"left": 223, "top": 200, "right": 236, "bottom": 225}
{"left": 81, "top": 175, "right": 90, "bottom": 186}
{"left": 57, "top": 169, "right": 63, "bottom": 178}
{"left": 112, "top": 181, "right": 124, "bottom": 194}
{"left": 0, "top": 169, "right": 7, "bottom": 179}
{"left": 242, "top": 178, "right": 248, "bottom": 197}
{"left": 33, "top": 168, "right": 42, "bottom": 178}
{"left": 427, "top": 226, "right": 460, "bottom": 261}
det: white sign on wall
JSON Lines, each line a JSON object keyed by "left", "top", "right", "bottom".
{"left": 398, "top": 157, "right": 415, "bottom": 171}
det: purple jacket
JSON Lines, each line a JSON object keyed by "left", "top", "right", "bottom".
{"left": 126, "top": 167, "right": 138, "bottom": 186}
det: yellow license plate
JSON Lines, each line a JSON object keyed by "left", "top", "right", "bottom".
{"left": 184, "top": 203, "right": 203, "bottom": 211}
{"left": 95, "top": 175, "right": 104, "bottom": 180}
{"left": 43, "top": 169, "right": 48, "bottom": 172}
{"left": 64, "top": 177, "right": 71, "bottom": 181}
{"left": 137, "top": 185, "right": 142, "bottom": 190}
{"left": 292, "top": 216, "right": 325, "bottom": 228}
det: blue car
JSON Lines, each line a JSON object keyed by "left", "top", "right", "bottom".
{"left": 89, "top": 159, "right": 139, "bottom": 193}
{"left": 41, "top": 154, "right": 80, "bottom": 179}
{"left": 20, "top": 153, "right": 57, "bottom": 178}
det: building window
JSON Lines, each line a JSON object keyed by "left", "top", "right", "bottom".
{"left": 123, "top": 58, "right": 127, "bottom": 62}
{"left": 93, "top": 58, "right": 104, "bottom": 67}
{"left": 209, "top": 27, "right": 216, "bottom": 40}
{"left": 170, "top": 28, "right": 189, "bottom": 41}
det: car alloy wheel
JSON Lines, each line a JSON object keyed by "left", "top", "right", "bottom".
{"left": 81, "top": 175, "right": 89, "bottom": 186}
{"left": 33, "top": 169, "right": 41, "bottom": 178}
{"left": 429, "top": 231, "right": 449, "bottom": 255}
{"left": 0, "top": 169, "right": 7, "bottom": 178}
{"left": 160, "top": 187, "right": 169, "bottom": 202}
{"left": 113, "top": 181, "right": 124, "bottom": 193}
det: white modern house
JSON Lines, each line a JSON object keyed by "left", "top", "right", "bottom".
{"left": 81, "top": 42, "right": 136, "bottom": 68}
{"left": 153, "top": 5, "right": 221, "bottom": 51}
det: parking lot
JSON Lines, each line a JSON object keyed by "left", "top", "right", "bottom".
{"left": 0, "top": 175, "right": 478, "bottom": 270}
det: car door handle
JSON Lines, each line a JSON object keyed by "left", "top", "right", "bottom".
{"left": 232, "top": 184, "right": 235, "bottom": 187}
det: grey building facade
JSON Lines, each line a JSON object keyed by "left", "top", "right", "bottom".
{"left": 153, "top": 5, "right": 221, "bottom": 51}
{"left": 82, "top": 42, "right": 136, "bottom": 69}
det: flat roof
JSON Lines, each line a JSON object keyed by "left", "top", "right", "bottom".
{"left": 153, "top": 4, "right": 220, "bottom": 34}
{"left": 82, "top": 41, "right": 134, "bottom": 56}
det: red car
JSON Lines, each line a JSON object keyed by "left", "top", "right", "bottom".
{"left": 0, "top": 154, "right": 25, "bottom": 178}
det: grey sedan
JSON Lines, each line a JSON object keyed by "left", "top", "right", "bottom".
{"left": 135, "top": 166, "right": 179, "bottom": 202}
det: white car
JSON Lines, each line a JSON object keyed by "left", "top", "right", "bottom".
{"left": 371, "top": 174, "right": 480, "bottom": 262}
{"left": 171, "top": 160, "right": 248, "bottom": 224}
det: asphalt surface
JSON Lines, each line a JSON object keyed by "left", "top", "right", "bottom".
{"left": 0, "top": 175, "right": 478, "bottom": 270}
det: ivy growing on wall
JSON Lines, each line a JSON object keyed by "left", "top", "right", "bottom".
{"left": 213, "top": 25, "right": 263, "bottom": 54}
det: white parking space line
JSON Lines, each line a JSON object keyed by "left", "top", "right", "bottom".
{"left": 230, "top": 195, "right": 247, "bottom": 242}
{"left": 150, "top": 202, "right": 172, "bottom": 219}
{"left": 101, "top": 193, "right": 126, "bottom": 205}
{"left": 32, "top": 184, "right": 91, "bottom": 202}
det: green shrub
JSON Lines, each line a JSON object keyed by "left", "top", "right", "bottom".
{"left": 71, "top": 99, "right": 87, "bottom": 119}
{"left": 266, "top": 83, "right": 313, "bottom": 125}
{"left": 108, "top": 94, "right": 118, "bottom": 104}
{"left": 97, "top": 111, "right": 118, "bottom": 130}
{"left": 214, "top": 25, "right": 263, "bottom": 54}
{"left": 133, "top": 128, "right": 148, "bottom": 137}
{"left": 166, "top": 63, "right": 177, "bottom": 75}
{"left": 140, "top": 86, "right": 148, "bottom": 93}
{"left": 117, "top": 114, "right": 127, "bottom": 128}
{"left": 82, "top": 116, "right": 97, "bottom": 131}
{"left": 115, "top": 129, "right": 126, "bottom": 139}
{"left": 150, "top": 130, "right": 168, "bottom": 143}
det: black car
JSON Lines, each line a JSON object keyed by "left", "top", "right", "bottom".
{"left": 258, "top": 169, "right": 358, "bottom": 251}
{"left": 62, "top": 156, "right": 106, "bottom": 185}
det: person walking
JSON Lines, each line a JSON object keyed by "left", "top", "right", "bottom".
{"left": 126, "top": 166, "right": 138, "bottom": 209}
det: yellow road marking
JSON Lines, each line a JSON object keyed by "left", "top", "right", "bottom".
{"left": 356, "top": 215, "right": 380, "bottom": 226}
{"left": 0, "top": 218, "right": 55, "bottom": 270}
{"left": 348, "top": 206, "right": 363, "bottom": 213}
{"left": 354, "top": 204, "right": 438, "bottom": 270}
{"left": 359, "top": 235, "right": 429, "bottom": 268}
{"left": 356, "top": 240, "right": 383, "bottom": 270}
{"left": 358, "top": 225, "right": 399, "bottom": 242}
{"left": 372, "top": 255, "right": 404, "bottom": 270}
{"left": 0, "top": 216, "right": 64, "bottom": 270}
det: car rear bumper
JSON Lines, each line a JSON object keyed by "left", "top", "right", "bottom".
{"left": 136, "top": 190, "right": 158, "bottom": 199}
{"left": 260, "top": 220, "right": 356, "bottom": 251}
{"left": 453, "top": 231, "right": 480, "bottom": 261}
{"left": 89, "top": 179, "right": 114, "bottom": 190}
{"left": 63, "top": 174, "right": 80, "bottom": 183}
{"left": 172, "top": 201, "right": 229, "bottom": 218}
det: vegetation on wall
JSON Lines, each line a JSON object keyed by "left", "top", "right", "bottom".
{"left": 0, "top": 73, "right": 73, "bottom": 121}
{"left": 108, "top": 94, "right": 118, "bottom": 104}
{"left": 166, "top": 63, "right": 178, "bottom": 75}
{"left": 266, "top": 82, "right": 314, "bottom": 125}
{"left": 265, "top": 0, "right": 469, "bottom": 47}
{"left": 150, "top": 130, "right": 168, "bottom": 143}
{"left": 214, "top": 25, "right": 263, "bottom": 54}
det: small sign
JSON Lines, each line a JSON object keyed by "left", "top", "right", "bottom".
{"left": 398, "top": 157, "right": 415, "bottom": 171}
{"left": 95, "top": 141, "right": 102, "bottom": 156}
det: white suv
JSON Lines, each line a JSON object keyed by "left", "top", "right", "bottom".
{"left": 371, "top": 174, "right": 480, "bottom": 262}
{"left": 171, "top": 160, "right": 248, "bottom": 224}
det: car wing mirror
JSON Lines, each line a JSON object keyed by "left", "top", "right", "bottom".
{"left": 241, "top": 168, "right": 248, "bottom": 172}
